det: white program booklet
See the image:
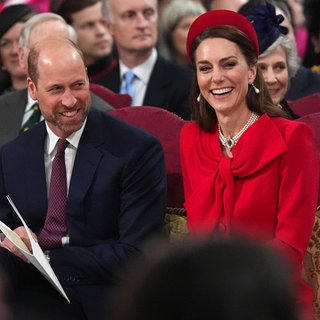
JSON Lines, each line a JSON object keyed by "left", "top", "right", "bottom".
{"left": 0, "top": 195, "right": 70, "bottom": 303}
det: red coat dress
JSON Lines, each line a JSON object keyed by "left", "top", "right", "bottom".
{"left": 180, "top": 114, "right": 319, "bottom": 317}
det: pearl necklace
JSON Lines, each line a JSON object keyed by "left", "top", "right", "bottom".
{"left": 218, "top": 112, "right": 259, "bottom": 151}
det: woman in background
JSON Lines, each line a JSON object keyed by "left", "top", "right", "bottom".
{"left": 0, "top": 4, "right": 34, "bottom": 95}
{"left": 239, "top": 2, "right": 299, "bottom": 118}
{"left": 159, "top": 0, "right": 206, "bottom": 68}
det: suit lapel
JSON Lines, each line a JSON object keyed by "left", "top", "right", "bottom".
{"left": 18, "top": 123, "right": 49, "bottom": 225}
{"left": 143, "top": 56, "right": 170, "bottom": 106}
{"left": 68, "top": 109, "right": 104, "bottom": 206}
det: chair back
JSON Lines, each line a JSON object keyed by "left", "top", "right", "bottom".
{"left": 297, "top": 112, "right": 320, "bottom": 205}
{"left": 288, "top": 93, "right": 320, "bottom": 117}
{"left": 90, "top": 83, "right": 131, "bottom": 109}
{"left": 110, "top": 106, "right": 186, "bottom": 208}
{"left": 303, "top": 208, "right": 320, "bottom": 320}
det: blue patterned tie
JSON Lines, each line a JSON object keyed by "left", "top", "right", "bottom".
{"left": 120, "top": 71, "right": 136, "bottom": 105}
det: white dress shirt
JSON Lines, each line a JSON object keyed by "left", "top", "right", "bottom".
{"left": 44, "top": 119, "right": 86, "bottom": 195}
{"left": 119, "top": 48, "right": 157, "bottom": 106}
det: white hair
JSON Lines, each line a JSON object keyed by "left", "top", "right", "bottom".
{"left": 102, "top": 0, "right": 158, "bottom": 22}
{"left": 259, "top": 35, "right": 300, "bottom": 79}
{"left": 19, "top": 12, "right": 78, "bottom": 48}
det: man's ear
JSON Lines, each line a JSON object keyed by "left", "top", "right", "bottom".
{"left": 18, "top": 47, "right": 26, "bottom": 69}
{"left": 27, "top": 77, "right": 37, "bottom": 100}
{"left": 106, "top": 20, "right": 114, "bottom": 36}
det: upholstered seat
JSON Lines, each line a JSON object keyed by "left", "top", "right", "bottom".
{"left": 110, "top": 106, "right": 186, "bottom": 209}
{"left": 297, "top": 112, "right": 320, "bottom": 205}
{"left": 297, "top": 112, "right": 320, "bottom": 318}
{"left": 90, "top": 83, "right": 131, "bottom": 109}
{"left": 164, "top": 207, "right": 188, "bottom": 243}
{"left": 303, "top": 208, "right": 320, "bottom": 320}
{"left": 110, "top": 106, "right": 189, "bottom": 243}
{"left": 288, "top": 93, "right": 320, "bottom": 117}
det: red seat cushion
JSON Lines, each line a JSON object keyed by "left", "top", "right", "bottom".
{"left": 90, "top": 83, "right": 131, "bottom": 109}
{"left": 288, "top": 93, "right": 320, "bottom": 117}
{"left": 110, "top": 106, "right": 186, "bottom": 208}
{"left": 297, "top": 112, "right": 320, "bottom": 204}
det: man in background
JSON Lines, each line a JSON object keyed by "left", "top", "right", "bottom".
{"left": 0, "top": 12, "right": 115, "bottom": 148}
{"left": 100, "top": 0, "right": 193, "bottom": 119}
{"left": 54, "top": 0, "right": 117, "bottom": 82}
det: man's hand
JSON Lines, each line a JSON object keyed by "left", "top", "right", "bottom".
{"left": 0, "top": 226, "right": 37, "bottom": 263}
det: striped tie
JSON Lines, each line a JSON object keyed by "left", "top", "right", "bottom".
{"left": 20, "top": 102, "right": 41, "bottom": 133}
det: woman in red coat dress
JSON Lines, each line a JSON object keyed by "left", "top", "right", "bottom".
{"left": 181, "top": 9, "right": 319, "bottom": 320}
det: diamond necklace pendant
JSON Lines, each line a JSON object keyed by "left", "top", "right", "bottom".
{"left": 218, "top": 112, "right": 259, "bottom": 152}
{"left": 225, "top": 136, "right": 235, "bottom": 150}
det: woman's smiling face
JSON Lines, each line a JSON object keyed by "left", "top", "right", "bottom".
{"left": 195, "top": 37, "right": 256, "bottom": 116}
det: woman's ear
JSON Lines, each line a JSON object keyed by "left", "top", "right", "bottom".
{"left": 248, "top": 64, "right": 258, "bottom": 83}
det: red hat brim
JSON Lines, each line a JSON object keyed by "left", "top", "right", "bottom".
{"left": 186, "top": 9, "right": 259, "bottom": 61}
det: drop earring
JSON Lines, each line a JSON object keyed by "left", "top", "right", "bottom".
{"left": 251, "top": 83, "right": 260, "bottom": 94}
{"left": 197, "top": 93, "right": 201, "bottom": 102}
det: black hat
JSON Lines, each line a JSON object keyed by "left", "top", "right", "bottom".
{"left": 243, "top": 3, "right": 288, "bottom": 55}
{"left": 0, "top": 4, "right": 34, "bottom": 38}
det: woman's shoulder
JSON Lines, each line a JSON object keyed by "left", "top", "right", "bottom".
{"left": 271, "top": 115, "right": 311, "bottom": 130}
{"left": 181, "top": 121, "right": 198, "bottom": 131}
{"left": 181, "top": 121, "right": 216, "bottom": 135}
{"left": 269, "top": 115, "right": 313, "bottom": 140}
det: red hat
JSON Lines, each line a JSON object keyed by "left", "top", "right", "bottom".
{"left": 186, "top": 9, "right": 259, "bottom": 61}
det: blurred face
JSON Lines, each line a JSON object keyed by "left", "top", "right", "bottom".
{"left": 28, "top": 44, "right": 90, "bottom": 139}
{"left": 275, "top": 7, "right": 296, "bottom": 46}
{"left": 71, "top": 2, "right": 113, "bottom": 66}
{"left": 0, "top": 22, "right": 26, "bottom": 78}
{"left": 108, "top": 0, "right": 158, "bottom": 55}
{"left": 258, "top": 45, "right": 288, "bottom": 105}
{"left": 195, "top": 37, "right": 256, "bottom": 116}
{"left": 286, "top": 0, "right": 305, "bottom": 27}
{"left": 172, "top": 15, "right": 198, "bottom": 59}
{"left": 19, "top": 20, "right": 71, "bottom": 74}
{"left": 210, "top": 0, "right": 248, "bottom": 11}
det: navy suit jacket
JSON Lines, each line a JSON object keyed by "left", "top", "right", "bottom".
{"left": 93, "top": 55, "right": 193, "bottom": 120}
{"left": 286, "top": 65, "right": 320, "bottom": 101}
{"left": 0, "top": 108, "right": 166, "bottom": 319}
{"left": 0, "top": 88, "right": 115, "bottom": 148}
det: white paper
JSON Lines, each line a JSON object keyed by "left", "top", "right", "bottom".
{"left": 0, "top": 195, "right": 70, "bottom": 303}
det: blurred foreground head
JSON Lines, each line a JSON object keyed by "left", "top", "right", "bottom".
{"left": 114, "top": 237, "right": 299, "bottom": 320}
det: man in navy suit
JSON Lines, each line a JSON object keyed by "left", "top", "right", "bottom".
{"left": 0, "top": 38, "right": 166, "bottom": 320}
{"left": 99, "top": 0, "right": 193, "bottom": 120}
{"left": 0, "top": 12, "right": 118, "bottom": 149}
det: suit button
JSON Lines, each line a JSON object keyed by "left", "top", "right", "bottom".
{"left": 65, "top": 276, "right": 76, "bottom": 282}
